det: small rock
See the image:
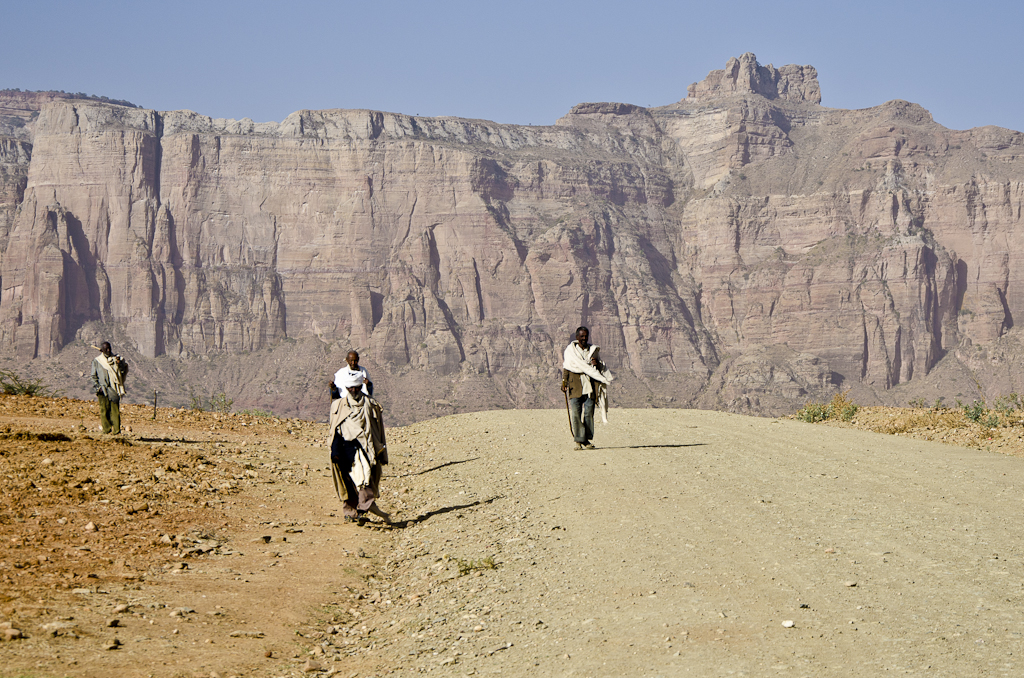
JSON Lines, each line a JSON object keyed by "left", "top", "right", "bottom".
{"left": 843, "top": 580, "right": 858, "bottom": 587}
{"left": 84, "top": 522, "right": 97, "bottom": 533}
{"left": 782, "top": 620, "right": 795, "bottom": 628}
{"left": 301, "top": 659, "right": 323, "bottom": 673}
{"left": 2, "top": 627, "right": 24, "bottom": 641}
{"left": 105, "top": 637, "right": 122, "bottom": 650}
{"left": 41, "top": 458, "right": 53, "bottom": 466}
{"left": 40, "top": 621, "right": 77, "bottom": 637}
{"left": 113, "top": 604, "right": 130, "bottom": 614}
{"left": 264, "top": 650, "right": 274, "bottom": 658}
{"left": 107, "top": 618, "right": 120, "bottom": 628}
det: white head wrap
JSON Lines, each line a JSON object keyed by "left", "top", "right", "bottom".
{"left": 338, "top": 368, "right": 365, "bottom": 389}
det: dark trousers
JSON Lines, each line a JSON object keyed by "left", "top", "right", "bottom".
{"left": 330, "top": 435, "right": 378, "bottom": 517}
{"left": 98, "top": 393, "right": 121, "bottom": 434}
{"left": 568, "top": 394, "right": 595, "bottom": 444}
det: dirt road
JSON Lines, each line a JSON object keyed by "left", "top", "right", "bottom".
{"left": 367, "top": 408, "right": 1024, "bottom": 676}
{"left": 3, "top": 402, "right": 1024, "bottom": 676}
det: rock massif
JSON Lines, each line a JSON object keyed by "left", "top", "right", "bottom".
{"left": 1, "top": 54, "right": 1022, "bottom": 421}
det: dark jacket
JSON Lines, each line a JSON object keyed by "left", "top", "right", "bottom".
{"left": 91, "top": 355, "right": 129, "bottom": 402}
{"left": 561, "top": 346, "right": 602, "bottom": 399}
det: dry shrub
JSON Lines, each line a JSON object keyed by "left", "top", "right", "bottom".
{"left": 873, "top": 409, "right": 967, "bottom": 435}
{"left": 796, "top": 390, "right": 859, "bottom": 423}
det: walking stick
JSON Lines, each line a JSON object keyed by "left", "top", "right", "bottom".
{"left": 563, "top": 388, "right": 574, "bottom": 437}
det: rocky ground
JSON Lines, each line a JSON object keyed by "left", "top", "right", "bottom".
{"left": 3, "top": 396, "right": 1024, "bottom": 677}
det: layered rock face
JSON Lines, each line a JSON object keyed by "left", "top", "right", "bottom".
{"left": 1, "top": 55, "right": 1022, "bottom": 420}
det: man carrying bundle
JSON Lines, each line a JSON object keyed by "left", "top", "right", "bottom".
{"left": 560, "top": 326, "right": 612, "bottom": 450}
{"left": 91, "top": 342, "right": 129, "bottom": 435}
{"left": 328, "top": 369, "right": 390, "bottom": 523}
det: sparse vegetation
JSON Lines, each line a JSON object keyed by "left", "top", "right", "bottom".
{"left": 795, "top": 390, "right": 859, "bottom": 423}
{"left": 187, "top": 386, "right": 203, "bottom": 411}
{"left": 794, "top": 390, "right": 1024, "bottom": 453}
{"left": 0, "top": 370, "right": 62, "bottom": 397}
{"left": 237, "top": 408, "right": 274, "bottom": 418}
{"left": 456, "top": 556, "right": 497, "bottom": 576}
{"left": 963, "top": 400, "right": 986, "bottom": 423}
{"left": 210, "top": 392, "right": 234, "bottom": 413}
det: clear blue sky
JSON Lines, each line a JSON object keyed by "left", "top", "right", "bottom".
{"left": 4, "top": 0, "right": 1020, "bottom": 132}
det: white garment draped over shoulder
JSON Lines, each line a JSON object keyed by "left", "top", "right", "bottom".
{"left": 562, "top": 341, "right": 613, "bottom": 423}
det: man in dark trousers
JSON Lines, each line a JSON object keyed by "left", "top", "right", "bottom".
{"left": 560, "top": 326, "right": 610, "bottom": 450}
{"left": 91, "top": 342, "right": 129, "bottom": 435}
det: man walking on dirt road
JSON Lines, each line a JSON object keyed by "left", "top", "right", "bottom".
{"left": 91, "top": 342, "right": 128, "bottom": 435}
{"left": 561, "top": 326, "right": 611, "bottom": 450}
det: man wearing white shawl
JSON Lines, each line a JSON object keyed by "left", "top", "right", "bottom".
{"left": 90, "top": 342, "right": 129, "bottom": 435}
{"left": 333, "top": 350, "right": 373, "bottom": 397}
{"left": 561, "top": 326, "right": 612, "bottom": 449}
{"left": 328, "top": 367, "right": 390, "bottom": 523}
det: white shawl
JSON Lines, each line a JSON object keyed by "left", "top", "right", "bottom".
{"left": 339, "top": 393, "right": 376, "bottom": 488}
{"left": 97, "top": 354, "right": 126, "bottom": 397}
{"left": 562, "top": 341, "right": 613, "bottom": 423}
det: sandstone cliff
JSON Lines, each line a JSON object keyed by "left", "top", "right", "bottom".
{"left": 1, "top": 57, "right": 1022, "bottom": 422}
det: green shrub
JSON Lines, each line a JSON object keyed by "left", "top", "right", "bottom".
{"left": 963, "top": 400, "right": 986, "bottom": 423}
{"left": 0, "top": 370, "right": 62, "bottom": 397}
{"left": 795, "top": 402, "right": 828, "bottom": 423}
{"left": 187, "top": 385, "right": 203, "bottom": 411}
{"left": 210, "top": 392, "right": 233, "bottom": 413}
{"left": 982, "top": 413, "right": 1001, "bottom": 428}
{"left": 237, "top": 408, "right": 274, "bottom": 417}
{"left": 795, "top": 390, "right": 858, "bottom": 423}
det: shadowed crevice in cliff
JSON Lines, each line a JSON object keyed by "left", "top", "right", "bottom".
{"left": 484, "top": 201, "right": 527, "bottom": 264}
{"left": 61, "top": 210, "right": 102, "bottom": 340}
{"left": 424, "top": 224, "right": 465, "bottom": 368}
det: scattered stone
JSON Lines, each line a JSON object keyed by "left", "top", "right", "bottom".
{"left": 302, "top": 658, "right": 323, "bottom": 672}
{"left": 40, "top": 621, "right": 77, "bottom": 637}
{"left": 2, "top": 627, "right": 24, "bottom": 641}
{"left": 782, "top": 620, "right": 795, "bottom": 628}
{"left": 229, "top": 630, "right": 265, "bottom": 638}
